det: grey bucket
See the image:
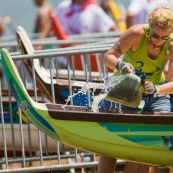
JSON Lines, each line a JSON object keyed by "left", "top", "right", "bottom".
{"left": 105, "top": 73, "right": 144, "bottom": 108}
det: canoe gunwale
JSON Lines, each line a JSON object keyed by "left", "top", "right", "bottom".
{"left": 46, "top": 104, "right": 173, "bottom": 125}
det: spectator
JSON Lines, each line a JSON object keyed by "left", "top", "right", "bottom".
{"left": 168, "top": 0, "right": 173, "bottom": 8}
{"left": 53, "top": 0, "right": 119, "bottom": 70}
{"left": 33, "top": 0, "right": 52, "bottom": 39}
{"left": 126, "top": 0, "right": 168, "bottom": 28}
{"left": 55, "top": 0, "right": 118, "bottom": 35}
{"left": 100, "top": 0, "right": 127, "bottom": 31}
{"left": 33, "top": 0, "right": 55, "bottom": 68}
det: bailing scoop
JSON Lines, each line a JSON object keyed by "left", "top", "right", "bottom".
{"left": 105, "top": 73, "right": 145, "bottom": 109}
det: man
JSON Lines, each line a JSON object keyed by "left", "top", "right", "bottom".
{"left": 33, "top": 0, "right": 53, "bottom": 49}
{"left": 126, "top": 0, "right": 168, "bottom": 28}
{"left": 55, "top": 0, "right": 118, "bottom": 35}
{"left": 100, "top": 0, "right": 127, "bottom": 31}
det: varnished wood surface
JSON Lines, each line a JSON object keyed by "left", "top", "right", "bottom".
{"left": 46, "top": 103, "right": 173, "bottom": 125}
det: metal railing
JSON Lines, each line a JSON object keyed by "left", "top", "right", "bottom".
{"left": 0, "top": 36, "right": 126, "bottom": 173}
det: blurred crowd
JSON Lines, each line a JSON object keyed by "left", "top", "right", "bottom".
{"left": 0, "top": 0, "right": 173, "bottom": 41}
{"left": 31, "top": 0, "right": 171, "bottom": 40}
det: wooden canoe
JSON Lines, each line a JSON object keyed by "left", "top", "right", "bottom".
{"left": 1, "top": 48, "right": 173, "bottom": 166}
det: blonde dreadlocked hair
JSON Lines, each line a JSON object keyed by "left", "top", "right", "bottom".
{"left": 148, "top": 5, "right": 173, "bottom": 31}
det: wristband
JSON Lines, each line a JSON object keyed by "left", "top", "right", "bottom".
{"left": 115, "top": 61, "right": 121, "bottom": 69}
{"left": 154, "top": 85, "right": 160, "bottom": 94}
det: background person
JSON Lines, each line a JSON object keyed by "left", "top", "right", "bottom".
{"left": 32, "top": 0, "right": 54, "bottom": 69}
{"left": 126, "top": 0, "right": 168, "bottom": 28}
{"left": 0, "top": 17, "right": 5, "bottom": 36}
{"left": 53, "top": 0, "right": 119, "bottom": 70}
{"left": 100, "top": 0, "right": 127, "bottom": 31}
{"left": 55, "top": 0, "right": 119, "bottom": 35}
{"left": 33, "top": 0, "right": 53, "bottom": 49}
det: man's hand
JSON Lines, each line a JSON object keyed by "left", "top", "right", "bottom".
{"left": 142, "top": 81, "right": 160, "bottom": 94}
{"left": 115, "top": 61, "right": 135, "bottom": 75}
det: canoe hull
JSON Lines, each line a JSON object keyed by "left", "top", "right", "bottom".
{"left": 48, "top": 119, "right": 173, "bottom": 166}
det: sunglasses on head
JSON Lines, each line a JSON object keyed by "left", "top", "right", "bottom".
{"left": 150, "top": 33, "right": 169, "bottom": 41}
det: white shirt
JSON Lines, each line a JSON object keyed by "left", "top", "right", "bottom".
{"left": 168, "top": 0, "right": 173, "bottom": 8}
{"left": 55, "top": 0, "right": 115, "bottom": 35}
{"left": 127, "top": 0, "right": 168, "bottom": 25}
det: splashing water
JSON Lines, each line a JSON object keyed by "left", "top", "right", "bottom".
{"left": 61, "top": 73, "right": 143, "bottom": 112}
{"left": 61, "top": 88, "right": 88, "bottom": 109}
{"left": 63, "top": 76, "right": 122, "bottom": 111}
{"left": 91, "top": 75, "right": 125, "bottom": 112}
{"left": 91, "top": 93, "right": 107, "bottom": 113}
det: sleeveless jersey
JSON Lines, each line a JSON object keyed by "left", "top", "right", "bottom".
{"left": 123, "top": 24, "right": 171, "bottom": 85}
